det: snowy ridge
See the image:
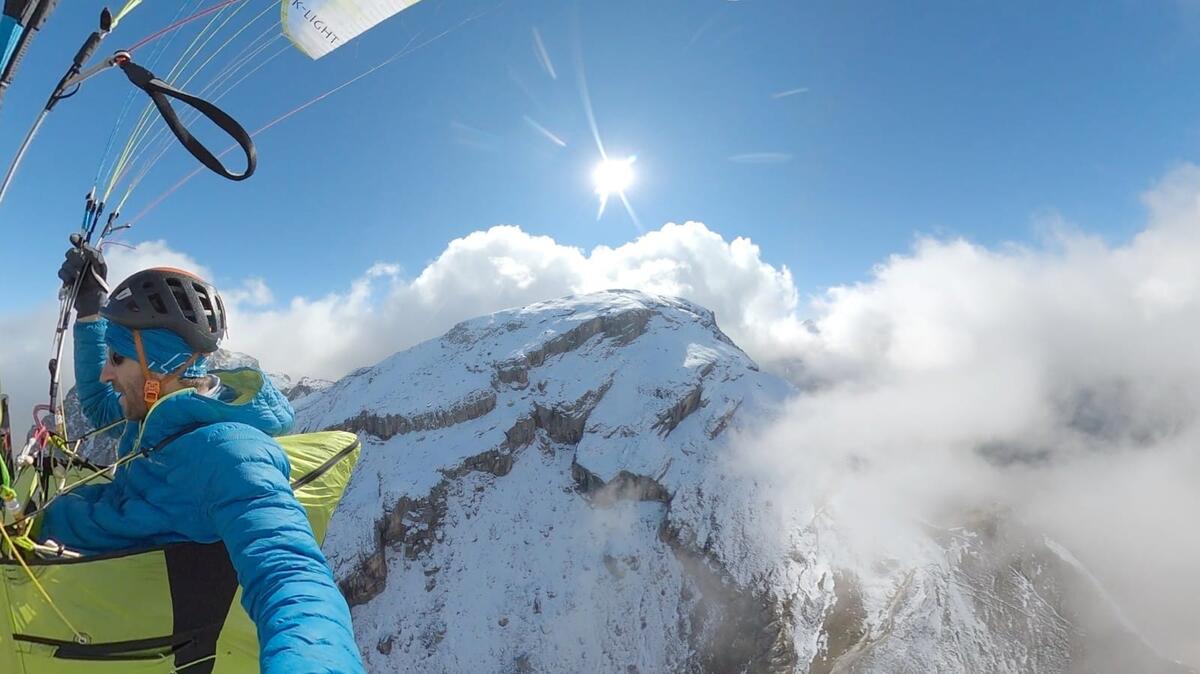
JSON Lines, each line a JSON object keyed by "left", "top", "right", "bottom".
{"left": 294, "top": 290, "right": 1191, "bottom": 673}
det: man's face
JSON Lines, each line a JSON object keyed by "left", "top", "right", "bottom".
{"left": 100, "top": 349, "right": 148, "bottom": 420}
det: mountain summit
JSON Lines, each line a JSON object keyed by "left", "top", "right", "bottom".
{"left": 295, "top": 290, "right": 793, "bottom": 672}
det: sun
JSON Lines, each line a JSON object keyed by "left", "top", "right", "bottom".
{"left": 592, "top": 156, "right": 636, "bottom": 218}
{"left": 593, "top": 156, "right": 635, "bottom": 197}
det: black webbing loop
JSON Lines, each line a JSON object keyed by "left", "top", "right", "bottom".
{"left": 118, "top": 60, "right": 256, "bottom": 182}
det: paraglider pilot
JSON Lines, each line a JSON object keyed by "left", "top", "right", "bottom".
{"left": 42, "top": 243, "right": 366, "bottom": 674}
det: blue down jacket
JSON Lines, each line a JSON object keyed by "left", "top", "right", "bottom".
{"left": 39, "top": 319, "right": 365, "bottom": 674}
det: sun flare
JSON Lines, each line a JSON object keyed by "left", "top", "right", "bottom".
{"left": 593, "top": 157, "right": 636, "bottom": 198}
{"left": 592, "top": 156, "right": 636, "bottom": 219}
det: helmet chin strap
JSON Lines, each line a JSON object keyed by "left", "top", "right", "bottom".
{"left": 132, "top": 329, "right": 199, "bottom": 405}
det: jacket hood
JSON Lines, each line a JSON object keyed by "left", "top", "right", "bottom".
{"left": 130, "top": 367, "right": 295, "bottom": 453}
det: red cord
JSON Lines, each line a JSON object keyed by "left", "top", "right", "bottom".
{"left": 125, "top": 0, "right": 247, "bottom": 53}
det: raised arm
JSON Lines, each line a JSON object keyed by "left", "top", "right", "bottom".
{"left": 203, "top": 427, "right": 365, "bottom": 674}
{"left": 59, "top": 242, "right": 123, "bottom": 432}
{"left": 73, "top": 318, "right": 124, "bottom": 431}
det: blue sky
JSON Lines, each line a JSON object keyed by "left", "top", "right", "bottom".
{"left": 0, "top": 0, "right": 1198, "bottom": 311}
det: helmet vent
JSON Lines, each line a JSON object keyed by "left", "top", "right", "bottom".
{"left": 166, "top": 277, "right": 198, "bottom": 324}
{"left": 193, "top": 284, "right": 218, "bottom": 331}
{"left": 147, "top": 292, "right": 168, "bottom": 314}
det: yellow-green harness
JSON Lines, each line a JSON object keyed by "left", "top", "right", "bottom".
{"left": 0, "top": 429, "right": 360, "bottom": 674}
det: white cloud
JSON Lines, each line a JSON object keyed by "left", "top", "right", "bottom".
{"left": 2, "top": 222, "right": 808, "bottom": 409}
{"left": 104, "top": 239, "right": 213, "bottom": 285}
{"left": 771, "top": 87, "right": 809, "bottom": 99}
{"left": 214, "top": 221, "right": 810, "bottom": 383}
{"left": 736, "top": 163, "right": 1200, "bottom": 666}
{"left": 0, "top": 304, "right": 58, "bottom": 425}
{"left": 223, "top": 278, "right": 273, "bottom": 308}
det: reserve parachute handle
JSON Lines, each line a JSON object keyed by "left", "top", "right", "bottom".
{"left": 55, "top": 49, "right": 257, "bottom": 183}
{"left": 118, "top": 59, "right": 256, "bottom": 182}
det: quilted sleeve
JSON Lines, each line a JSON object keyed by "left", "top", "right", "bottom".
{"left": 200, "top": 424, "right": 365, "bottom": 674}
{"left": 73, "top": 318, "right": 124, "bottom": 435}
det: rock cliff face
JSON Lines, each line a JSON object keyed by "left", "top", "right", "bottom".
{"left": 296, "top": 290, "right": 1189, "bottom": 674}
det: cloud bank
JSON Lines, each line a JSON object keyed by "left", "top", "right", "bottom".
{"left": 737, "top": 164, "right": 1200, "bottom": 666}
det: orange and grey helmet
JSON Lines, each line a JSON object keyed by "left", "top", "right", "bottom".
{"left": 101, "top": 267, "right": 227, "bottom": 353}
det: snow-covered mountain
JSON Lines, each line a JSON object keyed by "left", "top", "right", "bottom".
{"left": 268, "top": 373, "right": 335, "bottom": 402}
{"left": 209, "top": 350, "right": 333, "bottom": 402}
{"left": 297, "top": 290, "right": 1189, "bottom": 674}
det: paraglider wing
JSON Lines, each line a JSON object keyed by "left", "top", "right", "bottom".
{"left": 281, "top": 0, "right": 424, "bottom": 59}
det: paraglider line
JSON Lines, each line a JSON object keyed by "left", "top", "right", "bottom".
{"left": 109, "top": 0, "right": 274, "bottom": 203}
{"left": 130, "top": 0, "right": 509, "bottom": 225}
{"left": 125, "top": 0, "right": 246, "bottom": 53}
{"left": 110, "top": 0, "right": 257, "bottom": 193}
{"left": 0, "top": 525, "right": 84, "bottom": 641}
{"left": 95, "top": 1, "right": 200, "bottom": 188}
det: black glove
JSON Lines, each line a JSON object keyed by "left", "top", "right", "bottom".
{"left": 57, "top": 239, "right": 109, "bottom": 317}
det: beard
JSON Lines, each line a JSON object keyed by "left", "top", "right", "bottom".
{"left": 114, "top": 384, "right": 147, "bottom": 420}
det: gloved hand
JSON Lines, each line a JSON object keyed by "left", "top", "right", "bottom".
{"left": 57, "top": 237, "right": 108, "bottom": 317}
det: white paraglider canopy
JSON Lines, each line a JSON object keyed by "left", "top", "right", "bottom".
{"left": 282, "top": 0, "right": 425, "bottom": 59}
